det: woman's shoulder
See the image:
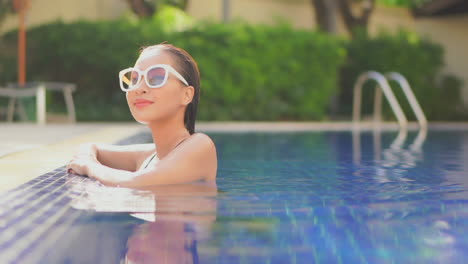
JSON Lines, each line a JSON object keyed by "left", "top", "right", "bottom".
{"left": 185, "top": 133, "right": 217, "bottom": 180}
{"left": 187, "top": 133, "right": 216, "bottom": 148}
{"left": 175, "top": 133, "right": 216, "bottom": 160}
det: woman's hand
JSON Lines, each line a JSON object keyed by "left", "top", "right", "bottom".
{"left": 66, "top": 143, "right": 99, "bottom": 176}
{"left": 66, "top": 143, "right": 134, "bottom": 186}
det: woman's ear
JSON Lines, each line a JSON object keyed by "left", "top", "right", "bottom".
{"left": 182, "top": 86, "right": 195, "bottom": 106}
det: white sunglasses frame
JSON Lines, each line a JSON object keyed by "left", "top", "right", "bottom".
{"left": 119, "top": 64, "right": 189, "bottom": 92}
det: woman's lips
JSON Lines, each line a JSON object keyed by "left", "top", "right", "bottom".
{"left": 134, "top": 99, "right": 154, "bottom": 108}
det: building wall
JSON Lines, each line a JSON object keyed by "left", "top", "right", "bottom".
{"left": 369, "top": 5, "right": 416, "bottom": 34}
{"left": 186, "top": 0, "right": 222, "bottom": 22}
{"left": 370, "top": 7, "right": 468, "bottom": 106}
{"left": 1, "top": 0, "right": 127, "bottom": 32}
{"left": 230, "top": 0, "right": 315, "bottom": 30}
{"left": 187, "top": 0, "right": 348, "bottom": 34}
{"left": 1, "top": 0, "right": 467, "bottom": 106}
{"left": 416, "top": 15, "right": 468, "bottom": 105}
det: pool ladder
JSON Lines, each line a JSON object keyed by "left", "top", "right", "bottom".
{"left": 352, "top": 72, "right": 428, "bottom": 176}
{"left": 352, "top": 71, "right": 428, "bottom": 130}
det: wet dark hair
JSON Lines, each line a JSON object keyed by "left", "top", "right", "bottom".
{"left": 140, "top": 44, "right": 200, "bottom": 134}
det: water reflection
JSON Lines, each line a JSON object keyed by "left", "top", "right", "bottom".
{"left": 67, "top": 178, "right": 217, "bottom": 264}
{"left": 124, "top": 184, "right": 217, "bottom": 264}
{"left": 380, "top": 128, "right": 426, "bottom": 168}
{"left": 352, "top": 128, "right": 427, "bottom": 182}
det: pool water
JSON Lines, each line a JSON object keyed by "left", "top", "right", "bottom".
{"left": 1, "top": 130, "right": 467, "bottom": 263}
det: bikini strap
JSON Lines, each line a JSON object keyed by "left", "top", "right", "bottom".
{"left": 143, "top": 152, "right": 157, "bottom": 169}
{"left": 143, "top": 137, "right": 189, "bottom": 169}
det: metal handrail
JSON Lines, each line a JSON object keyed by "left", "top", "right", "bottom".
{"left": 385, "top": 72, "right": 428, "bottom": 129}
{"left": 352, "top": 71, "right": 408, "bottom": 129}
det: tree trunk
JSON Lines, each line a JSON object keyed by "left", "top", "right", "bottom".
{"left": 311, "top": 0, "right": 338, "bottom": 34}
{"left": 336, "top": 0, "right": 375, "bottom": 37}
{"left": 125, "top": 0, "right": 155, "bottom": 17}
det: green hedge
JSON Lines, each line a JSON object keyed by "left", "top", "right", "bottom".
{"left": 0, "top": 19, "right": 345, "bottom": 121}
{"left": 0, "top": 20, "right": 464, "bottom": 121}
{"left": 339, "top": 30, "right": 465, "bottom": 120}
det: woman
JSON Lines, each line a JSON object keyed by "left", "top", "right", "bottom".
{"left": 67, "top": 44, "right": 217, "bottom": 188}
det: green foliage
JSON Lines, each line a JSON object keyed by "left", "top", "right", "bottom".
{"left": 1, "top": 13, "right": 463, "bottom": 122}
{"left": 377, "top": 0, "right": 431, "bottom": 8}
{"left": 378, "top": 0, "right": 412, "bottom": 7}
{"left": 0, "top": 19, "right": 345, "bottom": 121}
{"left": 0, "top": 19, "right": 147, "bottom": 120}
{"left": 151, "top": 5, "right": 194, "bottom": 32}
{"left": 339, "top": 30, "right": 466, "bottom": 120}
{"left": 175, "top": 22, "right": 346, "bottom": 121}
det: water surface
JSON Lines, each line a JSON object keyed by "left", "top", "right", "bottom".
{"left": 1, "top": 130, "right": 467, "bottom": 263}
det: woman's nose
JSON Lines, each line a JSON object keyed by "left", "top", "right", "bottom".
{"left": 133, "top": 79, "right": 149, "bottom": 94}
{"left": 135, "top": 87, "right": 147, "bottom": 95}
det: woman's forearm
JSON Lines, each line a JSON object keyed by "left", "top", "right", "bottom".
{"left": 86, "top": 162, "right": 135, "bottom": 187}
{"left": 86, "top": 164, "right": 175, "bottom": 188}
{"left": 76, "top": 143, "right": 98, "bottom": 160}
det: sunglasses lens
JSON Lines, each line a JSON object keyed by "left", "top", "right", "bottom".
{"left": 131, "top": 71, "right": 139, "bottom": 85}
{"left": 121, "top": 70, "right": 139, "bottom": 90}
{"left": 147, "top": 67, "right": 167, "bottom": 87}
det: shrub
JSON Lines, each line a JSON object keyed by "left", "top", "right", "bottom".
{"left": 338, "top": 30, "right": 465, "bottom": 121}
{"left": 1, "top": 20, "right": 463, "bottom": 121}
{"left": 0, "top": 19, "right": 345, "bottom": 121}
{"left": 173, "top": 22, "right": 346, "bottom": 120}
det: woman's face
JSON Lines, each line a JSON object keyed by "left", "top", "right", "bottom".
{"left": 126, "top": 49, "right": 192, "bottom": 124}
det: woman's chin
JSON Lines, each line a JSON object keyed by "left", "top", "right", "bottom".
{"left": 135, "top": 119, "right": 149, "bottom": 125}
{"left": 131, "top": 114, "right": 150, "bottom": 125}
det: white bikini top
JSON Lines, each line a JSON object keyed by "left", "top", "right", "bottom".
{"left": 139, "top": 151, "right": 159, "bottom": 171}
{"left": 138, "top": 137, "right": 189, "bottom": 171}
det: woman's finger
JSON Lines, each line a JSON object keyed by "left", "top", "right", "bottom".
{"left": 66, "top": 159, "right": 76, "bottom": 174}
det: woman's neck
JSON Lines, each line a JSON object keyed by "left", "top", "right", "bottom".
{"left": 148, "top": 117, "right": 191, "bottom": 159}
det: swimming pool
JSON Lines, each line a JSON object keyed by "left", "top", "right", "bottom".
{"left": 1, "top": 128, "right": 467, "bottom": 263}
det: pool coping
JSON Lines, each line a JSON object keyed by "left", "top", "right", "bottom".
{"left": 1, "top": 121, "right": 467, "bottom": 192}
{"left": 197, "top": 121, "right": 468, "bottom": 132}
{"left": 0, "top": 123, "right": 145, "bottom": 192}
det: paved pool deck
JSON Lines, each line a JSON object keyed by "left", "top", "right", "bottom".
{"left": 1, "top": 121, "right": 468, "bottom": 193}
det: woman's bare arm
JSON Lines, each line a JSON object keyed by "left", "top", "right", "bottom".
{"left": 70, "top": 133, "right": 217, "bottom": 187}
{"left": 95, "top": 143, "right": 155, "bottom": 171}
{"left": 72, "top": 143, "right": 155, "bottom": 172}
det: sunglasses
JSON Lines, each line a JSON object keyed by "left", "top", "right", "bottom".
{"left": 119, "top": 64, "right": 189, "bottom": 92}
